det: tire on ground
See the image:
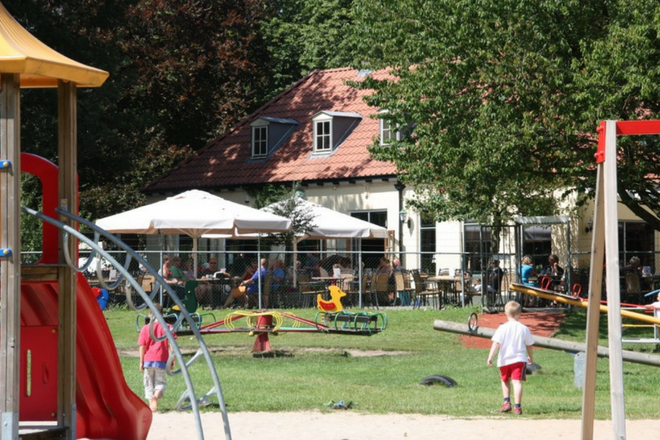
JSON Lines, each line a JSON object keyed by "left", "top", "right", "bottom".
{"left": 419, "top": 374, "right": 457, "bottom": 387}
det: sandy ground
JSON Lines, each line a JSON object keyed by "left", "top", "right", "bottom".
{"left": 149, "top": 411, "right": 657, "bottom": 440}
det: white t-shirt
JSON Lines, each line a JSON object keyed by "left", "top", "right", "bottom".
{"left": 651, "top": 301, "right": 660, "bottom": 318}
{"left": 491, "top": 319, "right": 535, "bottom": 367}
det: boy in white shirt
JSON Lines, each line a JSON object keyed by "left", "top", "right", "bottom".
{"left": 487, "top": 301, "right": 535, "bottom": 415}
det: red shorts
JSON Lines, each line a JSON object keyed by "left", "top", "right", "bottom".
{"left": 499, "top": 362, "right": 527, "bottom": 382}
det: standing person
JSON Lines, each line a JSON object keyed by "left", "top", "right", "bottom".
{"left": 138, "top": 303, "right": 175, "bottom": 412}
{"left": 482, "top": 259, "right": 504, "bottom": 308}
{"left": 487, "top": 301, "right": 534, "bottom": 415}
{"left": 622, "top": 256, "right": 642, "bottom": 275}
{"left": 489, "top": 260, "right": 504, "bottom": 293}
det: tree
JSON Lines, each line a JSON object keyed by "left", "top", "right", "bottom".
{"left": 121, "top": 0, "right": 276, "bottom": 148}
{"left": 3, "top": 0, "right": 284, "bottom": 246}
{"left": 261, "top": 0, "right": 356, "bottom": 96}
{"left": 349, "top": 0, "right": 660, "bottom": 230}
{"left": 248, "top": 184, "right": 317, "bottom": 252}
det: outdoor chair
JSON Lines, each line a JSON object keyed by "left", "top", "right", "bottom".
{"left": 298, "top": 273, "right": 326, "bottom": 308}
{"left": 373, "top": 273, "right": 390, "bottom": 308}
{"left": 394, "top": 271, "right": 413, "bottom": 306}
{"left": 403, "top": 272, "right": 415, "bottom": 306}
{"left": 624, "top": 272, "right": 644, "bottom": 304}
{"left": 141, "top": 274, "right": 155, "bottom": 294}
{"left": 344, "top": 274, "right": 368, "bottom": 307}
{"left": 412, "top": 270, "right": 441, "bottom": 309}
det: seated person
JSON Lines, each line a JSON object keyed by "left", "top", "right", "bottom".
{"left": 223, "top": 258, "right": 267, "bottom": 308}
{"left": 271, "top": 259, "right": 287, "bottom": 292}
{"left": 182, "top": 258, "right": 215, "bottom": 307}
{"left": 241, "top": 260, "right": 258, "bottom": 281}
{"left": 159, "top": 255, "right": 185, "bottom": 307}
{"left": 267, "top": 259, "right": 287, "bottom": 308}
{"left": 542, "top": 254, "right": 565, "bottom": 291}
{"left": 520, "top": 255, "right": 539, "bottom": 307}
{"left": 377, "top": 257, "right": 393, "bottom": 276}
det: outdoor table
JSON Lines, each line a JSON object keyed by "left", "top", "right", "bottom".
{"left": 427, "top": 275, "right": 460, "bottom": 305}
{"left": 312, "top": 276, "right": 343, "bottom": 299}
{"left": 196, "top": 277, "right": 234, "bottom": 308}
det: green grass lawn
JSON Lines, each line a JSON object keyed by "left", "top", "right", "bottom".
{"left": 109, "top": 306, "right": 660, "bottom": 419}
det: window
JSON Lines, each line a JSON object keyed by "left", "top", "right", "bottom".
{"left": 315, "top": 120, "right": 331, "bottom": 152}
{"left": 351, "top": 211, "right": 387, "bottom": 269}
{"left": 463, "top": 224, "right": 492, "bottom": 273}
{"left": 522, "top": 225, "right": 551, "bottom": 267}
{"left": 618, "top": 221, "right": 655, "bottom": 269}
{"left": 420, "top": 213, "right": 436, "bottom": 274}
{"left": 252, "top": 125, "right": 268, "bottom": 157}
{"left": 311, "top": 111, "right": 361, "bottom": 153}
{"left": 380, "top": 119, "right": 400, "bottom": 145}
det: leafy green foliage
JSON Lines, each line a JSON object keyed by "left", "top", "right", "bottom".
{"left": 263, "top": 193, "right": 317, "bottom": 249}
{"left": 2, "top": 0, "right": 291, "bottom": 246}
{"left": 261, "top": 0, "right": 357, "bottom": 95}
{"left": 350, "top": 0, "right": 660, "bottom": 228}
{"left": 246, "top": 184, "right": 317, "bottom": 249}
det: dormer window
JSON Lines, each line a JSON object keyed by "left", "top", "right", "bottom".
{"left": 252, "top": 125, "right": 268, "bottom": 157}
{"left": 311, "top": 111, "right": 362, "bottom": 154}
{"left": 379, "top": 111, "right": 401, "bottom": 145}
{"left": 250, "top": 117, "right": 298, "bottom": 159}
{"left": 380, "top": 119, "right": 395, "bottom": 145}
{"left": 315, "top": 118, "right": 332, "bottom": 152}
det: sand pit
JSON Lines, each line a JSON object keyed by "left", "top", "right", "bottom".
{"left": 148, "top": 411, "right": 656, "bottom": 440}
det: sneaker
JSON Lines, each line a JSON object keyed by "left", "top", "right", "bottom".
{"left": 499, "top": 402, "right": 512, "bottom": 413}
{"left": 514, "top": 406, "right": 522, "bottom": 415}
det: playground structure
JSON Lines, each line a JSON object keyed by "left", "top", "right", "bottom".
{"left": 173, "top": 296, "right": 388, "bottom": 354}
{"left": 534, "top": 120, "right": 660, "bottom": 440}
{"left": 433, "top": 290, "right": 660, "bottom": 368}
{"left": 0, "top": 6, "right": 232, "bottom": 440}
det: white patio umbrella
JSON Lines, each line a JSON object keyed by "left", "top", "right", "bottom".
{"left": 203, "top": 197, "right": 388, "bottom": 305}
{"left": 96, "top": 189, "right": 292, "bottom": 274}
{"left": 269, "top": 198, "right": 388, "bottom": 240}
{"left": 259, "top": 198, "right": 389, "bottom": 295}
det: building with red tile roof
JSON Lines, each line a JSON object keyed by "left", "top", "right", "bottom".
{"left": 141, "top": 68, "right": 658, "bottom": 286}
{"left": 144, "top": 67, "right": 398, "bottom": 194}
{"left": 144, "top": 67, "right": 420, "bottom": 271}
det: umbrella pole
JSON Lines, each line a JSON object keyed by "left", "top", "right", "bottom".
{"left": 257, "top": 237, "right": 262, "bottom": 309}
{"left": 159, "top": 232, "right": 164, "bottom": 305}
{"left": 358, "top": 240, "right": 363, "bottom": 308}
{"left": 192, "top": 237, "right": 198, "bottom": 277}
{"left": 293, "top": 238, "right": 299, "bottom": 288}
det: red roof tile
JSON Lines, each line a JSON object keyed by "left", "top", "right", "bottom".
{"left": 144, "top": 68, "right": 397, "bottom": 193}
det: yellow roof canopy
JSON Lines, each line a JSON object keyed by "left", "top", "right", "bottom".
{"left": 0, "top": 3, "right": 108, "bottom": 88}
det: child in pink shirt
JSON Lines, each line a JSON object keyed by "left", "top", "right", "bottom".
{"left": 138, "top": 303, "right": 175, "bottom": 411}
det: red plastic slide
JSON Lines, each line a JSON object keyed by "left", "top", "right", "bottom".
{"left": 19, "top": 273, "right": 152, "bottom": 440}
